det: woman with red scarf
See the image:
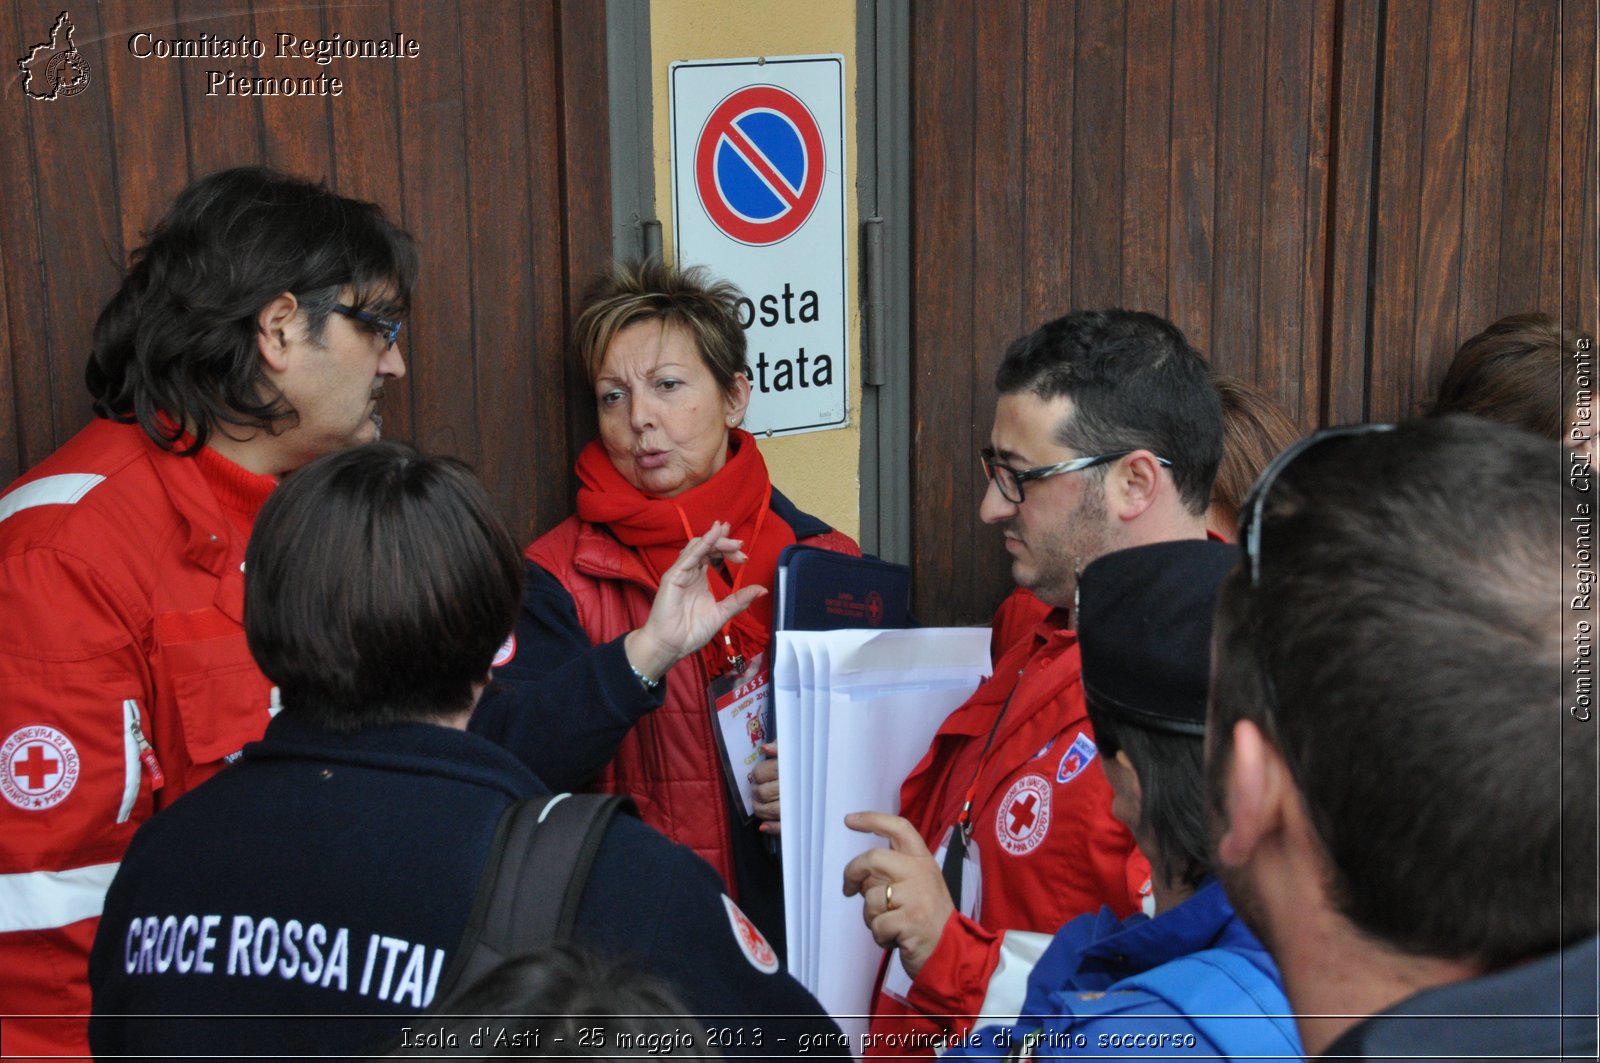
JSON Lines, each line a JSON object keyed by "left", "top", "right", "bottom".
{"left": 471, "top": 260, "right": 858, "bottom": 946}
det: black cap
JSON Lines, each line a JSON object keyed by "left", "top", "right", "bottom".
{"left": 1076, "top": 539, "right": 1237, "bottom": 735}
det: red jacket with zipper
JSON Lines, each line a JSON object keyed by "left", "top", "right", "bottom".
{"left": 0, "top": 419, "right": 277, "bottom": 1058}
{"left": 863, "top": 612, "right": 1150, "bottom": 1055}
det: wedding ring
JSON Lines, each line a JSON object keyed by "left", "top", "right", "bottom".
{"left": 884, "top": 883, "right": 895, "bottom": 910}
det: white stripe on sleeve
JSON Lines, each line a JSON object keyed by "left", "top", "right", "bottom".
{"left": 972, "top": 929, "right": 1055, "bottom": 1032}
{"left": 0, "top": 863, "right": 119, "bottom": 933}
{"left": 0, "top": 474, "right": 107, "bottom": 525}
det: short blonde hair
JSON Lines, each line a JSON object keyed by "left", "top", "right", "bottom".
{"left": 571, "top": 260, "right": 748, "bottom": 397}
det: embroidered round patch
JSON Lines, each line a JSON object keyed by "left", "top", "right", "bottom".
{"left": 721, "top": 894, "right": 779, "bottom": 974}
{"left": 2, "top": 725, "right": 81, "bottom": 811}
{"left": 492, "top": 634, "right": 517, "bottom": 668}
{"left": 995, "top": 773, "right": 1052, "bottom": 856}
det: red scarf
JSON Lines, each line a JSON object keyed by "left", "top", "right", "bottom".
{"left": 575, "top": 429, "right": 796, "bottom": 675}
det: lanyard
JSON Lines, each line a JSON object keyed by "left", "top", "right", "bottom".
{"left": 941, "top": 674, "right": 1021, "bottom": 906}
{"left": 670, "top": 499, "right": 772, "bottom": 675}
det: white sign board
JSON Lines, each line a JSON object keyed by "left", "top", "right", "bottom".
{"left": 670, "top": 56, "right": 848, "bottom": 437}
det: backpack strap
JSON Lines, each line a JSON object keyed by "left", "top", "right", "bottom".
{"left": 430, "top": 791, "right": 636, "bottom": 1009}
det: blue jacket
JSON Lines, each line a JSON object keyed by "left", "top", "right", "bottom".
{"left": 946, "top": 880, "right": 1301, "bottom": 1061}
{"left": 88, "top": 715, "right": 845, "bottom": 1061}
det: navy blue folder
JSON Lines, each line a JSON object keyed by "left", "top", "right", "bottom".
{"left": 774, "top": 546, "right": 912, "bottom": 632}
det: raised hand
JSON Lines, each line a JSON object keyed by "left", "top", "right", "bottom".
{"left": 624, "top": 521, "right": 767, "bottom": 681}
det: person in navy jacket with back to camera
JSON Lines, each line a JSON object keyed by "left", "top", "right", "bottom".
{"left": 88, "top": 441, "right": 846, "bottom": 1060}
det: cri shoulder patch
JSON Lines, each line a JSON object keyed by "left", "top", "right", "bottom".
{"left": 492, "top": 634, "right": 517, "bottom": 668}
{"left": 721, "top": 894, "right": 779, "bottom": 974}
{"left": 995, "top": 774, "right": 1052, "bottom": 856}
{"left": 2, "top": 725, "right": 81, "bottom": 811}
{"left": 1056, "top": 732, "right": 1098, "bottom": 785}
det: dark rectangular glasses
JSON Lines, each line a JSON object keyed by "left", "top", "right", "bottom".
{"left": 332, "top": 303, "right": 403, "bottom": 348}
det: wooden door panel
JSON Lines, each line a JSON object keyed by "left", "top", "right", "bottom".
{"left": 910, "top": 0, "right": 1595, "bottom": 625}
{"left": 1, "top": 1, "right": 611, "bottom": 547}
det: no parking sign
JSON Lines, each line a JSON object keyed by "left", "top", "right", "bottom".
{"left": 671, "top": 56, "right": 847, "bottom": 437}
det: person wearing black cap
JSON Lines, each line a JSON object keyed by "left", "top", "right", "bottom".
{"left": 944, "top": 540, "right": 1300, "bottom": 1061}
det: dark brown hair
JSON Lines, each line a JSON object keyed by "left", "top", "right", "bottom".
{"left": 377, "top": 945, "right": 707, "bottom": 1059}
{"left": 87, "top": 166, "right": 417, "bottom": 454}
{"left": 994, "top": 310, "right": 1224, "bottom": 515}
{"left": 245, "top": 442, "right": 523, "bottom": 730}
{"left": 1207, "top": 416, "right": 1593, "bottom": 965}
{"left": 1430, "top": 312, "right": 1578, "bottom": 441}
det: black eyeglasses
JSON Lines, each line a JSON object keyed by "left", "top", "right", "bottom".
{"left": 1238, "top": 423, "right": 1397, "bottom": 587}
{"left": 980, "top": 448, "right": 1172, "bottom": 504}
{"left": 332, "top": 303, "right": 403, "bottom": 348}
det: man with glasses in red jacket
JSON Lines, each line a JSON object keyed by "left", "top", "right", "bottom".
{"left": 844, "top": 309, "right": 1224, "bottom": 1054}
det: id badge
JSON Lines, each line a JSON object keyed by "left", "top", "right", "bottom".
{"left": 706, "top": 652, "right": 769, "bottom": 822}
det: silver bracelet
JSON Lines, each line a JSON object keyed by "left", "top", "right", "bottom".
{"left": 630, "top": 662, "right": 662, "bottom": 692}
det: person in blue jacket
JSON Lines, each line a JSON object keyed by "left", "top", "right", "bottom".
{"left": 87, "top": 442, "right": 845, "bottom": 1062}
{"left": 945, "top": 540, "right": 1301, "bottom": 1061}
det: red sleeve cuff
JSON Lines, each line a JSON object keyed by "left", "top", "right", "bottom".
{"left": 905, "top": 910, "right": 1001, "bottom": 1018}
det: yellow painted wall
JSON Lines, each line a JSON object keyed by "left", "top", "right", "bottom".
{"left": 649, "top": 0, "right": 861, "bottom": 541}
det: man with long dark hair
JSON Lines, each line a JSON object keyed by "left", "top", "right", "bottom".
{"left": 0, "top": 167, "right": 416, "bottom": 1056}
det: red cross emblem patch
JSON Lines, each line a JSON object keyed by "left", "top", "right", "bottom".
{"left": 2, "top": 725, "right": 80, "bottom": 811}
{"left": 492, "top": 634, "right": 517, "bottom": 668}
{"left": 721, "top": 894, "right": 779, "bottom": 974}
{"left": 995, "top": 773, "right": 1052, "bottom": 856}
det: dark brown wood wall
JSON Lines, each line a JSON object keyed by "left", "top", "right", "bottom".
{"left": 910, "top": 0, "right": 1598, "bottom": 625}
{"left": 0, "top": 0, "right": 610, "bottom": 542}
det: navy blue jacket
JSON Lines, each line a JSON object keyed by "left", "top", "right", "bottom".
{"left": 88, "top": 716, "right": 845, "bottom": 1060}
{"left": 1321, "top": 934, "right": 1598, "bottom": 1062}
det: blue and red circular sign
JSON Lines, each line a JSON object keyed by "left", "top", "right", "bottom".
{"left": 694, "top": 85, "right": 825, "bottom": 246}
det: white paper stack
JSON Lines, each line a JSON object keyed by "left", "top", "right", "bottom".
{"left": 774, "top": 627, "right": 991, "bottom": 1041}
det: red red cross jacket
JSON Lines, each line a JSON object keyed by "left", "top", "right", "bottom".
{"left": 0, "top": 420, "right": 277, "bottom": 1058}
{"left": 864, "top": 612, "right": 1151, "bottom": 1055}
